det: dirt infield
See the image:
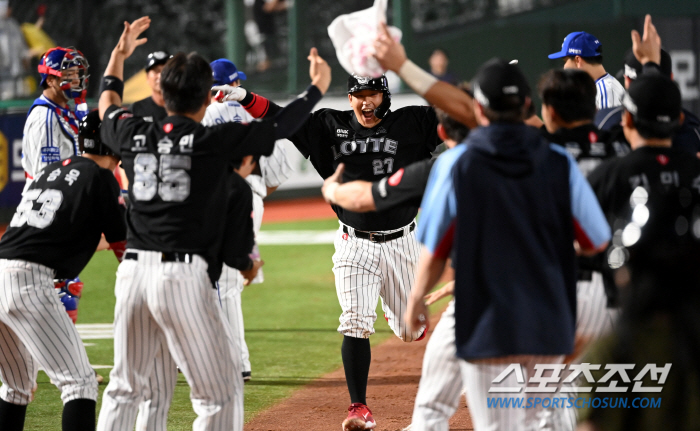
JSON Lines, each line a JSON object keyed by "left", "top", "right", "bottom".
{"left": 250, "top": 197, "right": 471, "bottom": 430}
{"left": 245, "top": 308, "right": 472, "bottom": 431}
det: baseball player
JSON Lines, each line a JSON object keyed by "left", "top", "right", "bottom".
{"left": 131, "top": 50, "right": 172, "bottom": 122}
{"left": 95, "top": 17, "right": 330, "bottom": 431}
{"left": 548, "top": 31, "right": 625, "bottom": 110}
{"left": 407, "top": 58, "right": 610, "bottom": 431}
{"left": 203, "top": 58, "right": 293, "bottom": 380}
{"left": 233, "top": 69, "right": 451, "bottom": 429}
{"left": 580, "top": 20, "right": 700, "bottom": 429}
{"left": 22, "top": 46, "right": 90, "bottom": 190}
{"left": 321, "top": 102, "right": 470, "bottom": 431}
{"left": 596, "top": 47, "right": 700, "bottom": 155}
{"left": 0, "top": 113, "right": 126, "bottom": 431}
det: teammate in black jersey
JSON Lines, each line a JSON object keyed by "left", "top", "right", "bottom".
{"left": 94, "top": 17, "right": 331, "bottom": 431}
{"left": 0, "top": 112, "right": 126, "bottom": 431}
{"left": 130, "top": 51, "right": 171, "bottom": 122}
{"left": 234, "top": 71, "right": 451, "bottom": 429}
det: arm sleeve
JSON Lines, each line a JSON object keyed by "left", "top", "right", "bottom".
{"left": 96, "top": 168, "right": 127, "bottom": 243}
{"left": 415, "top": 106, "right": 441, "bottom": 152}
{"left": 554, "top": 145, "right": 611, "bottom": 249}
{"left": 21, "top": 108, "right": 63, "bottom": 178}
{"left": 222, "top": 174, "right": 256, "bottom": 270}
{"left": 216, "top": 119, "right": 277, "bottom": 161}
{"left": 371, "top": 158, "right": 434, "bottom": 212}
{"left": 416, "top": 147, "right": 466, "bottom": 258}
{"left": 271, "top": 85, "right": 323, "bottom": 139}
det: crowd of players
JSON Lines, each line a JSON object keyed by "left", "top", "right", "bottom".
{"left": 0, "top": 10, "right": 697, "bottom": 431}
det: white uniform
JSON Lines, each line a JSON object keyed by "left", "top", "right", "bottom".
{"left": 21, "top": 95, "right": 80, "bottom": 188}
{"left": 0, "top": 260, "right": 97, "bottom": 405}
{"left": 595, "top": 73, "right": 625, "bottom": 110}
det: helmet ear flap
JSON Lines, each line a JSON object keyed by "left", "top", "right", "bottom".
{"left": 374, "top": 91, "right": 391, "bottom": 119}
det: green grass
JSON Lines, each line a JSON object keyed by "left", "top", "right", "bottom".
{"left": 23, "top": 218, "right": 408, "bottom": 429}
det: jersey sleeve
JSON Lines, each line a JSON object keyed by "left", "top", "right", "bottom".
{"left": 551, "top": 144, "right": 611, "bottom": 250}
{"left": 260, "top": 141, "right": 293, "bottom": 188}
{"left": 412, "top": 106, "right": 441, "bottom": 152}
{"left": 95, "top": 167, "right": 127, "bottom": 243}
{"left": 371, "top": 158, "right": 434, "bottom": 212}
{"left": 211, "top": 119, "right": 277, "bottom": 161}
{"left": 416, "top": 146, "right": 467, "bottom": 258}
{"left": 21, "top": 107, "right": 64, "bottom": 178}
{"left": 101, "top": 105, "right": 142, "bottom": 157}
{"left": 222, "top": 173, "right": 255, "bottom": 270}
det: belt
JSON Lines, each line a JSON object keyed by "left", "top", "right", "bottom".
{"left": 343, "top": 222, "right": 415, "bottom": 243}
{"left": 124, "top": 251, "right": 195, "bottom": 263}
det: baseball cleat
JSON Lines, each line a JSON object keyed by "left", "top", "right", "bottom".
{"left": 242, "top": 371, "right": 251, "bottom": 382}
{"left": 342, "top": 403, "right": 376, "bottom": 430}
{"left": 415, "top": 319, "right": 430, "bottom": 341}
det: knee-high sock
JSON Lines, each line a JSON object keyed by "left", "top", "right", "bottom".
{"left": 0, "top": 398, "right": 27, "bottom": 431}
{"left": 63, "top": 398, "right": 96, "bottom": 431}
{"left": 342, "top": 335, "right": 371, "bottom": 405}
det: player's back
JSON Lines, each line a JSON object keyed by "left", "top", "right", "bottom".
{"left": 203, "top": 100, "right": 254, "bottom": 126}
{"left": 0, "top": 156, "right": 126, "bottom": 278}
{"left": 595, "top": 73, "right": 625, "bottom": 110}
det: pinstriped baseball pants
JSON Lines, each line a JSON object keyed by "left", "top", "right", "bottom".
{"left": 97, "top": 250, "right": 243, "bottom": 431}
{"left": 0, "top": 259, "right": 97, "bottom": 405}
{"left": 333, "top": 222, "right": 424, "bottom": 341}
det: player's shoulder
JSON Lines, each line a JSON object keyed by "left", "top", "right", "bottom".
{"left": 595, "top": 106, "right": 623, "bottom": 130}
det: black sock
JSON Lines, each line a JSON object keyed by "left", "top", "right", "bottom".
{"left": 0, "top": 398, "right": 27, "bottom": 431}
{"left": 62, "top": 398, "right": 96, "bottom": 431}
{"left": 341, "top": 335, "right": 371, "bottom": 405}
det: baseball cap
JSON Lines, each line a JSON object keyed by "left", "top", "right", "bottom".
{"left": 210, "top": 59, "right": 247, "bottom": 86}
{"left": 145, "top": 51, "right": 172, "bottom": 72}
{"left": 548, "top": 31, "right": 602, "bottom": 59}
{"left": 622, "top": 74, "right": 681, "bottom": 135}
{"left": 623, "top": 48, "right": 672, "bottom": 79}
{"left": 471, "top": 58, "right": 530, "bottom": 111}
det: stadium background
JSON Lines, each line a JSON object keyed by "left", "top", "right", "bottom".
{"left": 0, "top": 0, "right": 699, "bottom": 429}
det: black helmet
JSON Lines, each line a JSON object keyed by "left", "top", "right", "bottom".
{"left": 347, "top": 75, "right": 392, "bottom": 119}
{"left": 79, "top": 110, "right": 117, "bottom": 157}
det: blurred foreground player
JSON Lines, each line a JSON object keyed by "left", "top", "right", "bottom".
{"left": 579, "top": 74, "right": 700, "bottom": 431}
{"left": 0, "top": 111, "right": 126, "bottom": 431}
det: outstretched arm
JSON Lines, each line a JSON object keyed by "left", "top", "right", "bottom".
{"left": 373, "top": 23, "right": 477, "bottom": 129}
{"left": 322, "top": 164, "right": 377, "bottom": 212}
{"left": 99, "top": 17, "right": 151, "bottom": 120}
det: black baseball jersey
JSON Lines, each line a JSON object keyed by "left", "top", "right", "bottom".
{"left": 131, "top": 96, "right": 167, "bottom": 123}
{"left": 541, "top": 124, "right": 629, "bottom": 177}
{"left": 0, "top": 156, "right": 126, "bottom": 278}
{"left": 100, "top": 105, "right": 275, "bottom": 265}
{"left": 282, "top": 106, "right": 440, "bottom": 231}
{"left": 588, "top": 146, "right": 700, "bottom": 228}
{"left": 371, "top": 157, "right": 436, "bottom": 212}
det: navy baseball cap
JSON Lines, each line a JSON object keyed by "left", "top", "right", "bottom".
{"left": 623, "top": 74, "right": 681, "bottom": 136}
{"left": 472, "top": 58, "right": 530, "bottom": 112}
{"left": 211, "top": 59, "right": 247, "bottom": 86}
{"left": 548, "top": 32, "right": 602, "bottom": 59}
{"left": 623, "top": 48, "right": 672, "bottom": 79}
{"left": 145, "top": 51, "right": 172, "bottom": 71}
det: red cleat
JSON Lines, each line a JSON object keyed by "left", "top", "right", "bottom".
{"left": 415, "top": 319, "right": 430, "bottom": 341}
{"left": 342, "top": 403, "right": 376, "bottom": 430}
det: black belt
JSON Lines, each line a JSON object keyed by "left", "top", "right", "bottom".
{"left": 124, "top": 252, "right": 195, "bottom": 263}
{"left": 343, "top": 222, "right": 415, "bottom": 243}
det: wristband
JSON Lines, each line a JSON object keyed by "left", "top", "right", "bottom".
{"left": 398, "top": 60, "right": 438, "bottom": 96}
{"left": 323, "top": 181, "right": 340, "bottom": 204}
{"left": 100, "top": 76, "right": 124, "bottom": 100}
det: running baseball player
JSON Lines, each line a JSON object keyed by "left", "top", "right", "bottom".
{"left": 408, "top": 58, "right": 610, "bottom": 431}
{"left": 321, "top": 102, "right": 470, "bottom": 431}
{"left": 95, "top": 17, "right": 330, "bottom": 431}
{"left": 548, "top": 31, "right": 625, "bottom": 110}
{"left": 231, "top": 69, "right": 456, "bottom": 429}
{"left": 131, "top": 50, "right": 171, "bottom": 122}
{"left": 0, "top": 114, "right": 126, "bottom": 431}
{"left": 22, "top": 47, "right": 90, "bottom": 190}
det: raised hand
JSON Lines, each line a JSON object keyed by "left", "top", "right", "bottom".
{"left": 631, "top": 14, "right": 661, "bottom": 66}
{"left": 114, "top": 16, "right": 151, "bottom": 59}
{"left": 373, "top": 22, "right": 407, "bottom": 72}
{"left": 308, "top": 47, "right": 332, "bottom": 95}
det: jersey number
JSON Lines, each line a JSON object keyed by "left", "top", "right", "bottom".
{"left": 10, "top": 189, "right": 63, "bottom": 229}
{"left": 133, "top": 153, "right": 192, "bottom": 202}
{"left": 373, "top": 158, "right": 394, "bottom": 175}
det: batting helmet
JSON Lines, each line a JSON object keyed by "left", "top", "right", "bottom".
{"left": 38, "top": 47, "right": 89, "bottom": 99}
{"left": 347, "top": 75, "right": 391, "bottom": 119}
{"left": 79, "top": 110, "right": 117, "bottom": 157}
